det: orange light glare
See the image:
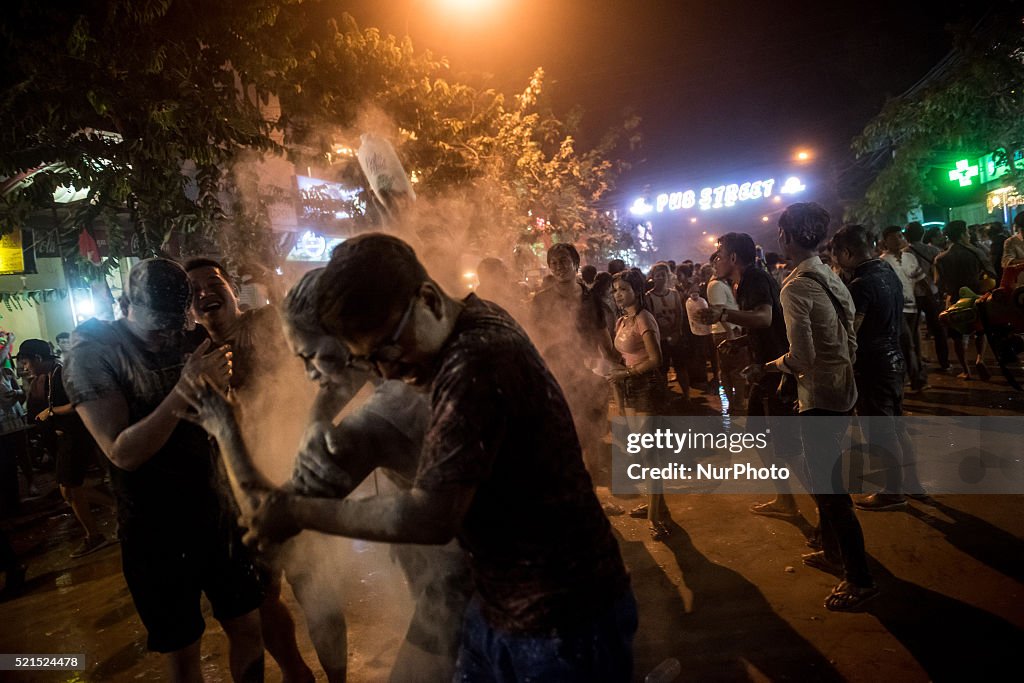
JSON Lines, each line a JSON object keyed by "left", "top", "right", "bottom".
{"left": 439, "top": 0, "right": 501, "bottom": 16}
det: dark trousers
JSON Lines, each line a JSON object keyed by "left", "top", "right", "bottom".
{"left": 0, "top": 528, "right": 17, "bottom": 572}
{"left": 855, "top": 359, "right": 910, "bottom": 494}
{"left": 660, "top": 338, "right": 689, "bottom": 395}
{"left": 915, "top": 294, "right": 949, "bottom": 369}
{"left": 900, "top": 312, "right": 927, "bottom": 390}
{"left": 800, "top": 409, "right": 873, "bottom": 588}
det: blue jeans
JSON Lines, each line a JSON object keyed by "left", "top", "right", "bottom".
{"left": 454, "top": 589, "right": 638, "bottom": 682}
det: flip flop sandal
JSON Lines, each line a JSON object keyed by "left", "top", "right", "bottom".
{"left": 750, "top": 501, "right": 799, "bottom": 519}
{"left": 801, "top": 551, "right": 843, "bottom": 576}
{"left": 629, "top": 503, "right": 650, "bottom": 519}
{"left": 824, "top": 582, "right": 879, "bottom": 612}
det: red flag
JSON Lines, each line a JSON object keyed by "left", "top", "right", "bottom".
{"left": 78, "top": 229, "right": 101, "bottom": 265}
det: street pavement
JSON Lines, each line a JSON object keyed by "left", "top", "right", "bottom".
{"left": 1, "top": 364, "right": 1022, "bottom": 681}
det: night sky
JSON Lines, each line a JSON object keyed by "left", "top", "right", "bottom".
{"left": 338, "top": 0, "right": 993, "bottom": 255}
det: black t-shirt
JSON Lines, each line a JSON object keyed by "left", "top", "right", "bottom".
{"left": 735, "top": 264, "right": 789, "bottom": 363}
{"left": 64, "top": 319, "right": 220, "bottom": 538}
{"left": 48, "top": 364, "right": 91, "bottom": 442}
{"left": 418, "top": 294, "right": 629, "bottom": 633}
{"left": 848, "top": 259, "right": 904, "bottom": 364}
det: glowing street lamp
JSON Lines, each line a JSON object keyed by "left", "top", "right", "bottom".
{"left": 794, "top": 148, "right": 814, "bottom": 163}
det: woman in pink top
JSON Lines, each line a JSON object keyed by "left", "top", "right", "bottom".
{"left": 607, "top": 271, "right": 670, "bottom": 540}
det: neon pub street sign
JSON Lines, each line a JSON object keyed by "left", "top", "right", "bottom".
{"left": 630, "top": 176, "right": 806, "bottom": 216}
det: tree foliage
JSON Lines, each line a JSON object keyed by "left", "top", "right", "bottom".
{"left": 0, "top": 1, "right": 638, "bottom": 274}
{"left": 849, "top": 8, "right": 1024, "bottom": 225}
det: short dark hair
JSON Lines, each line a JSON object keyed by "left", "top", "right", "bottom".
{"left": 1014, "top": 212, "right": 1024, "bottom": 232}
{"left": 881, "top": 225, "right": 903, "bottom": 239}
{"left": 607, "top": 258, "right": 626, "bottom": 274}
{"left": 547, "top": 243, "right": 579, "bottom": 270}
{"left": 904, "top": 222, "right": 924, "bottom": 242}
{"left": 923, "top": 226, "right": 943, "bottom": 245}
{"left": 778, "top": 202, "right": 831, "bottom": 249}
{"left": 717, "top": 232, "right": 756, "bottom": 266}
{"left": 15, "top": 339, "right": 54, "bottom": 360}
{"left": 317, "top": 233, "right": 429, "bottom": 339}
{"left": 650, "top": 261, "right": 670, "bottom": 276}
{"left": 591, "top": 271, "right": 613, "bottom": 297}
{"left": 945, "top": 220, "right": 968, "bottom": 243}
{"left": 831, "top": 224, "right": 875, "bottom": 255}
{"left": 677, "top": 263, "right": 693, "bottom": 279}
{"left": 283, "top": 268, "right": 326, "bottom": 334}
{"left": 580, "top": 264, "right": 597, "bottom": 284}
{"left": 988, "top": 222, "right": 1007, "bottom": 238}
{"left": 183, "top": 257, "right": 229, "bottom": 276}
{"left": 477, "top": 257, "right": 509, "bottom": 285}
{"left": 55, "top": 332, "right": 70, "bottom": 342}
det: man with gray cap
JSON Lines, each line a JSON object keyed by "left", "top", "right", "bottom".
{"left": 64, "top": 258, "right": 265, "bottom": 683}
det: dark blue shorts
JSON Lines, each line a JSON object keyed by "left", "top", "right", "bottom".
{"left": 454, "top": 588, "right": 638, "bottom": 682}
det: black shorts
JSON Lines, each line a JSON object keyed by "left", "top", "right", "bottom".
{"left": 54, "top": 433, "right": 94, "bottom": 487}
{"left": 121, "top": 528, "right": 265, "bottom": 653}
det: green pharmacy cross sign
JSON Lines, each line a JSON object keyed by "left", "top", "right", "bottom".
{"left": 948, "top": 159, "right": 980, "bottom": 187}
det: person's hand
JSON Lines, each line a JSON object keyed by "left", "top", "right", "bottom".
{"left": 35, "top": 407, "right": 51, "bottom": 422}
{"left": 240, "top": 489, "right": 301, "bottom": 552}
{"left": 175, "top": 371, "right": 238, "bottom": 441}
{"left": 181, "top": 338, "right": 233, "bottom": 393}
{"left": 695, "top": 306, "right": 719, "bottom": 325}
{"left": 740, "top": 363, "right": 766, "bottom": 384}
{"left": 606, "top": 368, "right": 630, "bottom": 383}
{"left": 292, "top": 421, "right": 353, "bottom": 497}
{"left": 717, "top": 337, "right": 747, "bottom": 358}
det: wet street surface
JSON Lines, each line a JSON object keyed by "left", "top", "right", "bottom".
{"left": 2, "top": 364, "right": 1022, "bottom": 681}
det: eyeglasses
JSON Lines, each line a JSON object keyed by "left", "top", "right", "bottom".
{"left": 345, "top": 297, "right": 417, "bottom": 373}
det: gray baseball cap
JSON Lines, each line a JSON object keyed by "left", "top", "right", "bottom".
{"left": 126, "top": 258, "right": 192, "bottom": 331}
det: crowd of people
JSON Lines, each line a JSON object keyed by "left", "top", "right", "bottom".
{"left": 0, "top": 202, "right": 1021, "bottom": 681}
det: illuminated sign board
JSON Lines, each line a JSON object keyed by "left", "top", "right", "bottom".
{"left": 987, "top": 186, "right": 1024, "bottom": 214}
{"left": 948, "top": 159, "right": 980, "bottom": 187}
{"left": 0, "top": 230, "right": 26, "bottom": 275}
{"left": 981, "top": 149, "right": 1024, "bottom": 184}
{"left": 944, "top": 149, "right": 1024, "bottom": 188}
{"left": 631, "top": 176, "right": 806, "bottom": 216}
{"left": 285, "top": 230, "right": 345, "bottom": 262}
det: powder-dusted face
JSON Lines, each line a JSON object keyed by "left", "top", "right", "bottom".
{"left": 188, "top": 266, "right": 240, "bottom": 332}
{"left": 651, "top": 267, "right": 670, "bottom": 290}
{"left": 284, "top": 322, "right": 352, "bottom": 388}
{"left": 548, "top": 251, "right": 577, "bottom": 284}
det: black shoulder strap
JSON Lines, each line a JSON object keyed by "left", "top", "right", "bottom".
{"left": 795, "top": 271, "right": 853, "bottom": 337}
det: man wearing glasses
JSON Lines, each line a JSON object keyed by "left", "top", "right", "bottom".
{"left": 240, "top": 233, "right": 637, "bottom": 681}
